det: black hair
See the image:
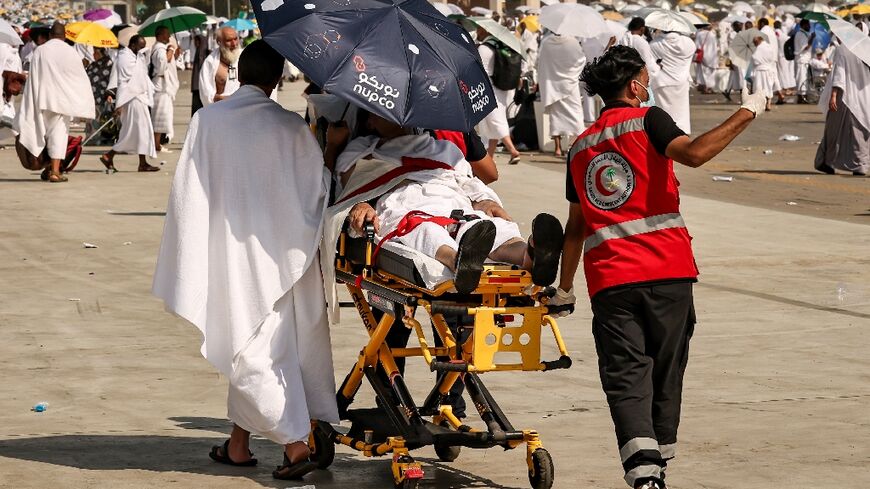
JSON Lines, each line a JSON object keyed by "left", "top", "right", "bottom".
{"left": 155, "top": 25, "right": 170, "bottom": 37}
{"left": 774, "top": 20, "right": 782, "bottom": 29}
{"left": 128, "top": 34, "right": 143, "bottom": 48}
{"left": 31, "top": 27, "right": 49, "bottom": 41}
{"left": 800, "top": 18, "right": 811, "bottom": 28}
{"left": 50, "top": 21, "right": 65, "bottom": 39}
{"left": 732, "top": 21, "right": 743, "bottom": 31}
{"left": 238, "top": 39, "right": 285, "bottom": 87}
{"left": 758, "top": 18, "right": 769, "bottom": 27}
{"left": 580, "top": 45, "right": 645, "bottom": 101}
{"left": 627, "top": 17, "right": 645, "bottom": 32}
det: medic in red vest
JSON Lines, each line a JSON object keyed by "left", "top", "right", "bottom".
{"left": 550, "top": 46, "right": 767, "bottom": 489}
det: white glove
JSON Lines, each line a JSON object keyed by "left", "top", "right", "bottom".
{"left": 548, "top": 287, "right": 576, "bottom": 318}
{"left": 740, "top": 88, "right": 767, "bottom": 118}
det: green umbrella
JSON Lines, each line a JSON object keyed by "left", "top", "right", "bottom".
{"left": 138, "top": 6, "right": 207, "bottom": 36}
{"left": 795, "top": 10, "right": 837, "bottom": 25}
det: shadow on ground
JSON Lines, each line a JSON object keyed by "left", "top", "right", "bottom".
{"left": 0, "top": 417, "right": 522, "bottom": 489}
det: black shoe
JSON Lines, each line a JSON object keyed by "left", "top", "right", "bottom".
{"left": 854, "top": 170, "right": 867, "bottom": 176}
{"left": 529, "top": 213, "right": 564, "bottom": 286}
{"left": 722, "top": 91, "right": 732, "bottom": 102}
{"left": 817, "top": 163, "right": 836, "bottom": 175}
{"left": 453, "top": 221, "right": 496, "bottom": 294}
{"left": 635, "top": 480, "right": 666, "bottom": 489}
{"left": 775, "top": 98, "right": 786, "bottom": 105}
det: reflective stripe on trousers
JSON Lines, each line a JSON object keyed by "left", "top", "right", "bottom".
{"left": 584, "top": 213, "right": 686, "bottom": 253}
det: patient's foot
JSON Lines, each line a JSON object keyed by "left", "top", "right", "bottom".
{"left": 528, "top": 213, "right": 564, "bottom": 286}
{"left": 453, "top": 221, "right": 496, "bottom": 294}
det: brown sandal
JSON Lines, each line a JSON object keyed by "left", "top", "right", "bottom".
{"left": 48, "top": 172, "right": 68, "bottom": 183}
{"left": 100, "top": 155, "right": 117, "bottom": 174}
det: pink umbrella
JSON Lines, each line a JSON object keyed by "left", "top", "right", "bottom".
{"left": 83, "top": 8, "right": 114, "bottom": 21}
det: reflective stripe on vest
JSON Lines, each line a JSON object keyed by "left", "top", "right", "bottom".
{"left": 568, "top": 116, "right": 645, "bottom": 161}
{"left": 583, "top": 213, "right": 686, "bottom": 252}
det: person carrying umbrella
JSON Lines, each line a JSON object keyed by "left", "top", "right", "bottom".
{"left": 550, "top": 45, "right": 768, "bottom": 489}
{"left": 150, "top": 25, "right": 181, "bottom": 153}
{"left": 474, "top": 23, "right": 523, "bottom": 164}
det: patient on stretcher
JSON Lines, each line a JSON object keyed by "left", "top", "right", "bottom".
{"left": 326, "top": 111, "right": 564, "bottom": 294}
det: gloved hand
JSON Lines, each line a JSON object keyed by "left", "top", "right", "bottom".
{"left": 548, "top": 287, "right": 576, "bottom": 318}
{"left": 740, "top": 88, "right": 767, "bottom": 118}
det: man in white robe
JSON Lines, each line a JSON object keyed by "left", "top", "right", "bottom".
{"left": 198, "top": 26, "right": 241, "bottom": 106}
{"left": 794, "top": 19, "right": 816, "bottom": 103}
{"left": 775, "top": 21, "right": 796, "bottom": 93}
{"left": 750, "top": 36, "right": 778, "bottom": 111}
{"left": 101, "top": 35, "right": 158, "bottom": 172}
{"left": 12, "top": 22, "right": 94, "bottom": 182}
{"left": 651, "top": 31, "right": 696, "bottom": 134}
{"left": 519, "top": 22, "right": 539, "bottom": 75}
{"left": 537, "top": 33, "right": 586, "bottom": 157}
{"left": 619, "top": 18, "right": 659, "bottom": 80}
{"left": 475, "top": 26, "right": 522, "bottom": 164}
{"left": 815, "top": 41, "right": 870, "bottom": 176}
{"left": 150, "top": 26, "right": 180, "bottom": 152}
{"left": 152, "top": 40, "right": 338, "bottom": 480}
{"left": 694, "top": 25, "right": 719, "bottom": 93}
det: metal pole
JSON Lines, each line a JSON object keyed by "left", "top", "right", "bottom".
{"left": 212, "top": 0, "right": 216, "bottom": 16}
{"left": 227, "top": 0, "right": 231, "bottom": 18}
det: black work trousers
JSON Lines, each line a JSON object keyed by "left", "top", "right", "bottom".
{"left": 590, "top": 281, "right": 695, "bottom": 487}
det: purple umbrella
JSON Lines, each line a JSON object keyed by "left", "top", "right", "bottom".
{"left": 83, "top": 8, "right": 114, "bottom": 21}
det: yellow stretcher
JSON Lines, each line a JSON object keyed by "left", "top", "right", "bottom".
{"left": 308, "top": 224, "right": 573, "bottom": 489}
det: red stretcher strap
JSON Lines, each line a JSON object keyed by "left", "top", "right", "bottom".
{"left": 354, "top": 210, "right": 457, "bottom": 288}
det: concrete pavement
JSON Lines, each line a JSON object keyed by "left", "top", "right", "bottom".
{"left": 0, "top": 78, "right": 868, "bottom": 489}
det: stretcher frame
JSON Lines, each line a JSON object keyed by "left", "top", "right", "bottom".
{"left": 307, "top": 224, "right": 573, "bottom": 489}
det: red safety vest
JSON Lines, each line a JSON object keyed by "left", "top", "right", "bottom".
{"left": 568, "top": 106, "right": 698, "bottom": 298}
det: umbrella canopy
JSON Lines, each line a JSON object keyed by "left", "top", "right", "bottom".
{"left": 679, "top": 11, "right": 708, "bottom": 26}
{"left": 520, "top": 15, "right": 540, "bottom": 32}
{"left": 117, "top": 25, "right": 156, "bottom": 48}
{"left": 0, "top": 18, "right": 22, "bottom": 46}
{"left": 204, "top": 15, "right": 221, "bottom": 25}
{"left": 796, "top": 10, "right": 838, "bottom": 25}
{"left": 138, "top": 6, "right": 207, "bottom": 36}
{"left": 636, "top": 7, "right": 697, "bottom": 34}
{"left": 431, "top": 3, "right": 464, "bottom": 16}
{"left": 540, "top": 0, "right": 560, "bottom": 6}
{"left": 222, "top": 18, "right": 257, "bottom": 31}
{"left": 251, "top": 0, "right": 498, "bottom": 132}
{"left": 840, "top": 4, "right": 870, "bottom": 17}
{"left": 65, "top": 21, "right": 119, "bottom": 48}
{"left": 728, "top": 27, "right": 759, "bottom": 67}
{"left": 464, "top": 17, "right": 524, "bottom": 56}
{"left": 707, "top": 10, "right": 728, "bottom": 22}
{"left": 829, "top": 17, "right": 870, "bottom": 67}
{"left": 606, "top": 18, "right": 628, "bottom": 38}
{"left": 539, "top": 3, "right": 610, "bottom": 40}
{"left": 803, "top": 3, "right": 833, "bottom": 14}
{"left": 776, "top": 5, "right": 801, "bottom": 15}
{"left": 470, "top": 6, "right": 492, "bottom": 17}
{"left": 83, "top": 8, "right": 115, "bottom": 21}
{"left": 602, "top": 10, "right": 625, "bottom": 21}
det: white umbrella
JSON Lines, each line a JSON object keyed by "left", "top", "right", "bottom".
{"left": 93, "top": 11, "right": 123, "bottom": 28}
{"left": 621, "top": 4, "right": 643, "bottom": 15}
{"left": 606, "top": 18, "right": 628, "bottom": 38}
{"left": 829, "top": 18, "right": 870, "bottom": 67}
{"left": 204, "top": 15, "right": 220, "bottom": 25}
{"left": 117, "top": 25, "right": 156, "bottom": 49}
{"left": 540, "top": 0, "right": 560, "bottom": 6}
{"left": 717, "top": 0, "right": 733, "bottom": 7}
{"left": 803, "top": 3, "right": 833, "bottom": 14}
{"left": 0, "top": 19, "right": 22, "bottom": 46}
{"left": 516, "top": 6, "right": 531, "bottom": 13}
{"left": 466, "top": 17, "right": 525, "bottom": 57}
{"left": 431, "top": 3, "right": 463, "bottom": 17}
{"left": 776, "top": 5, "right": 801, "bottom": 15}
{"left": 636, "top": 7, "right": 697, "bottom": 34}
{"left": 729, "top": 27, "right": 760, "bottom": 68}
{"left": 731, "top": 1, "right": 754, "bottom": 15}
{"left": 470, "top": 6, "right": 492, "bottom": 17}
{"left": 723, "top": 13, "right": 750, "bottom": 24}
{"left": 539, "top": 3, "right": 610, "bottom": 39}
{"left": 679, "top": 11, "right": 708, "bottom": 26}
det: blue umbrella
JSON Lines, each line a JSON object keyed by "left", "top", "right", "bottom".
{"left": 223, "top": 18, "right": 257, "bottom": 31}
{"left": 250, "top": 0, "right": 497, "bottom": 132}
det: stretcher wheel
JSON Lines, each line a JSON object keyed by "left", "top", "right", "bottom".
{"left": 434, "top": 421, "right": 461, "bottom": 462}
{"left": 309, "top": 424, "right": 335, "bottom": 470}
{"left": 528, "top": 448, "right": 554, "bottom": 489}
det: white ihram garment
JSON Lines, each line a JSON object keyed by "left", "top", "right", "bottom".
{"left": 198, "top": 48, "right": 239, "bottom": 107}
{"left": 152, "top": 85, "right": 337, "bottom": 444}
{"left": 13, "top": 39, "right": 94, "bottom": 159}
{"left": 619, "top": 32, "right": 660, "bottom": 78}
{"left": 151, "top": 42, "right": 180, "bottom": 138}
{"left": 109, "top": 47, "right": 155, "bottom": 158}
{"left": 538, "top": 34, "right": 586, "bottom": 138}
{"left": 776, "top": 28, "right": 796, "bottom": 89}
{"left": 694, "top": 29, "right": 718, "bottom": 87}
{"left": 751, "top": 40, "right": 778, "bottom": 98}
{"left": 651, "top": 33, "right": 695, "bottom": 134}
{"left": 794, "top": 30, "right": 813, "bottom": 94}
{"left": 476, "top": 42, "right": 513, "bottom": 140}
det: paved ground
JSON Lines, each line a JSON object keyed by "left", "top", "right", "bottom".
{"left": 0, "top": 76, "right": 868, "bottom": 489}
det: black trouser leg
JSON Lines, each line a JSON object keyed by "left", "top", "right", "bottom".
{"left": 431, "top": 319, "right": 467, "bottom": 419}
{"left": 590, "top": 282, "right": 695, "bottom": 487}
{"left": 191, "top": 90, "right": 203, "bottom": 116}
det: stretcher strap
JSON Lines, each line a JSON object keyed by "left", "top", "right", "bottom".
{"left": 355, "top": 210, "right": 457, "bottom": 288}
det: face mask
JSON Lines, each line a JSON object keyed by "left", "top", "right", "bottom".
{"left": 633, "top": 79, "right": 656, "bottom": 108}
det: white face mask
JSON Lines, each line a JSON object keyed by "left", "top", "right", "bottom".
{"left": 633, "top": 79, "right": 656, "bottom": 108}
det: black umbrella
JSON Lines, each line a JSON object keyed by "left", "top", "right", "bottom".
{"left": 251, "top": 0, "right": 497, "bottom": 131}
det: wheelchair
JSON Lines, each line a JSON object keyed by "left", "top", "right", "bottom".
{"left": 308, "top": 222, "right": 573, "bottom": 489}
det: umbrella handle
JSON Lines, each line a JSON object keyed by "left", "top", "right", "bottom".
{"left": 81, "top": 117, "right": 115, "bottom": 146}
